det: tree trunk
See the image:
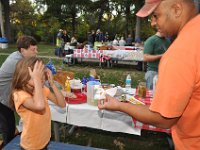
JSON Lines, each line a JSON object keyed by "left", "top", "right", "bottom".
{"left": 69, "top": 2, "right": 77, "bottom": 36}
{"left": 72, "top": 12, "right": 76, "bottom": 36}
{"left": 97, "top": 0, "right": 107, "bottom": 30}
{"left": 0, "top": 0, "right": 5, "bottom": 37}
{"left": 134, "top": 0, "right": 143, "bottom": 42}
{"left": 135, "top": 16, "right": 141, "bottom": 42}
{"left": 125, "top": 3, "right": 130, "bottom": 37}
{"left": 0, "top": 0, "right": 12, "bottom": 41}
{"left": 2, "top": 0, "right": 11, "bottom": 42}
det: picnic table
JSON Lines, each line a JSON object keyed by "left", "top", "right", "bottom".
{"left": 49, "top": 89, "right": 170, "bottom": 142}
{"left": 63, "top": 47, "right": 145, "bottom": 70}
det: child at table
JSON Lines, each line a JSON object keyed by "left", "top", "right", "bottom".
{"left": 10, "top": 57, "right": 65, "bottom": 150}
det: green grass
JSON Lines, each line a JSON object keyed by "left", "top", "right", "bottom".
{"left": 0, "top": 44, "right": 170, "bottom": 150}
{"left": 59, "top": 127, "right": 169, "bottom": 150}
{"left": 1, "top": 44, "right": 145, "bottom": 87}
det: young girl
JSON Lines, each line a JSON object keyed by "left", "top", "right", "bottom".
{"left": 10, "top": 57, "right": 65, "bottom": 150}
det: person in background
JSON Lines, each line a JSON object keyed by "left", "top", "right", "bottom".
{"left": 114, "top": 34, "right": 120, "bottom": 41}
{"left": 104, "top": 32, "right": 109, "bottom": 42}
{"left": 0, "top": 36, "right": 38, "bottom": 146}
{"left": 119, "top": 37, "right": 126, "bottom": 46}
{"left": 56, "top": 29, "right": 63, "bottom": 47}
{"left": 135, "top": 37, "right": 142, "bottom": 44}
{"left": 112, "top": 38, "right": 119, "bottom": 46}
{"left": 98, "top": 0, "right": 200, "bottom": 149}
{"left": 56, "top": 29, "right": 63, "bottom": 57}
{"left": 126, "top": 34, "right": 133, "bottom": 46}
{"left": 62, "top": 30, "right": 70, "bottom": 44}
{"left": 10, "top": 57, "right": 65, "bottom": 149}
{"left": 61, "top": 30, "right": 70, "bottom": 56}
{"left": 144, "top": 16, "right": 171, "bottom": 90}
{"left": 70, "top": 36, "right": 78, "bottom": 47}
{"left": 95, "top": 29, "right": 104, "bottom": 42}
{"left": 87, "top": 30, "right": 96, "bottom": 48}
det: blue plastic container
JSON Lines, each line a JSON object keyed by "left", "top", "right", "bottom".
{"left": 0, "top": 37, "right": 8, "bottom": 43}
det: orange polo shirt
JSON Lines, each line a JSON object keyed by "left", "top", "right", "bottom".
{"left": 14, "top": 86, "right": 51, "bottom": 150}
{"left": 150, "top": 15, "right": 200, "bottom": 150}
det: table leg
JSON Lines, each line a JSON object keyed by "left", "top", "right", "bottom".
{"left": 99, "top": 61, "right": 102, "bottom": 67}
{"left": 72, "top": 57, "right": 75, "bottom": 65}
{"left": 68, "top": 125, "right": 76, "bottom": 135}
{"left": 107, "top": 60, "right": 110, "bottom": 68}
{"left": 142, "top": 62, "right": 147, "bottom": 71}
{"left": 67, "top": 57, "right": 71, "bottom": 66}
{"left": 165, "top": 133, "right": 174, "bottom": 150}
{"left": 53, "top": 121, "right": 60, "bottom": 142}
{"left": 142, "top": 62, "right": 145, "bottom": 71}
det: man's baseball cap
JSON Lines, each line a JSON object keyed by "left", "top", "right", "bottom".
{"left": 136, "top": 0, "right": 161, "bottom": 17}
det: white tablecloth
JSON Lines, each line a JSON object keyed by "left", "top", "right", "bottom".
{"left": 73, "top": 49, "right": 144, "bottom": 62}
{"left": 49, "top": 101, "right": 67, "bottom": 123}
{"left": 49, "top": 102, "right": 141, "bottom": 135}
{"left": 102, "top": 50, "right": 143, "bottom": 61}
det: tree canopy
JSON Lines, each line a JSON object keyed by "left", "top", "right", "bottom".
{"left": 1, "top": 0, "right": 199, "bottom": 43}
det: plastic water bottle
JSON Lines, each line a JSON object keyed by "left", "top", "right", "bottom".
{"left": 125, "top": 74, "right": 132, "bottom": 89}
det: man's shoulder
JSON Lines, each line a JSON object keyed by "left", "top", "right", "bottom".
{"left": 0, "top": 51, "right": 22, "bottom": 73}
{"left": 144, "top": 35, "right": 156, "bottom": 45}
{"left": 148, "top": 35, "right": 158, "bottom": 41}
{"left": 7, "top": 51, "right": 22, "bottom": 60}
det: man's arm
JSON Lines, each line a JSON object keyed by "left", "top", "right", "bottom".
{"left": 98, "top": 94, "right": 179, "bottom": 129}
{"left": 143, "top": 54, "right": 163, "bottom": 62}
{"left": 118, "top": 102, "right": 179, "bottom": 129}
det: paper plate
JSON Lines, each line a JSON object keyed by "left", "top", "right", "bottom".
{"left": 105, "top": 87, "right": 117, "bottom": 97}
{"left": 65, "top": 93, "right": 87, "bottom": 104}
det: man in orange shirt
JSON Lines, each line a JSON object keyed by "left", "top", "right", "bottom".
{"left": 98, "top": 0, "right": 200, "bottom": 149}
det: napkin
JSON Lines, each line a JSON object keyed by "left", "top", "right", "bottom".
{"left": 94, "top": 87, "right": 117, "bottom": 100}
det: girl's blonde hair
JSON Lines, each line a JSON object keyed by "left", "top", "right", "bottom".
{"left": 10, "top": 57, "right": 44, "bottom": 110}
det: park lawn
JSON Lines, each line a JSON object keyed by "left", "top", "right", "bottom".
{"left": 0, "top": 44, "right": 170, "bottom": 150}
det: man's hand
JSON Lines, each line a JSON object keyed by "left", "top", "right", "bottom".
{"left": 98, "top": 94, "right": 121, "bottom": 111}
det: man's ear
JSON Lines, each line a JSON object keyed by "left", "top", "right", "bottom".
{"left": 20, "top": 48, "right": 26, "bottom": 55}
{"left": 172, "top": 2, "right": 183, "bottom": 18}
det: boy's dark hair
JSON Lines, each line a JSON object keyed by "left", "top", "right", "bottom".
{"left": 17, "top": 36, "right": 37, "bottom": 52}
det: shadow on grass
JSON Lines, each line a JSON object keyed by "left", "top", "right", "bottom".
{"left": 51, "top": 123, "right": 171, "bottom": 150}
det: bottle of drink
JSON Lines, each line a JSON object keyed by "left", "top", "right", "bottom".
{"left": 125, "top": 74, "right": 132, "bottom": 89}
{"left": 65, "top": 77, "right": 71, "bottom": 92}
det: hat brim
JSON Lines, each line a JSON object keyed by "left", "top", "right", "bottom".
{"left": 136, "top": 1, "right": 161, "bottom": 17}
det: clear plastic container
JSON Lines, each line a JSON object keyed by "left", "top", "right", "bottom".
{"left": 138, "top": 82, "right": 146, "bottom": 98}
{"left": 87, "top": 81, "right": 101, "bottom": 106}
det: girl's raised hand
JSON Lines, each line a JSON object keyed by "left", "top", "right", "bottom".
{"left": 46, "top": 68, "right": 54, "bottom": 86}
{"left": 28, "top": 61, "right": 45, "bottom": 82}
